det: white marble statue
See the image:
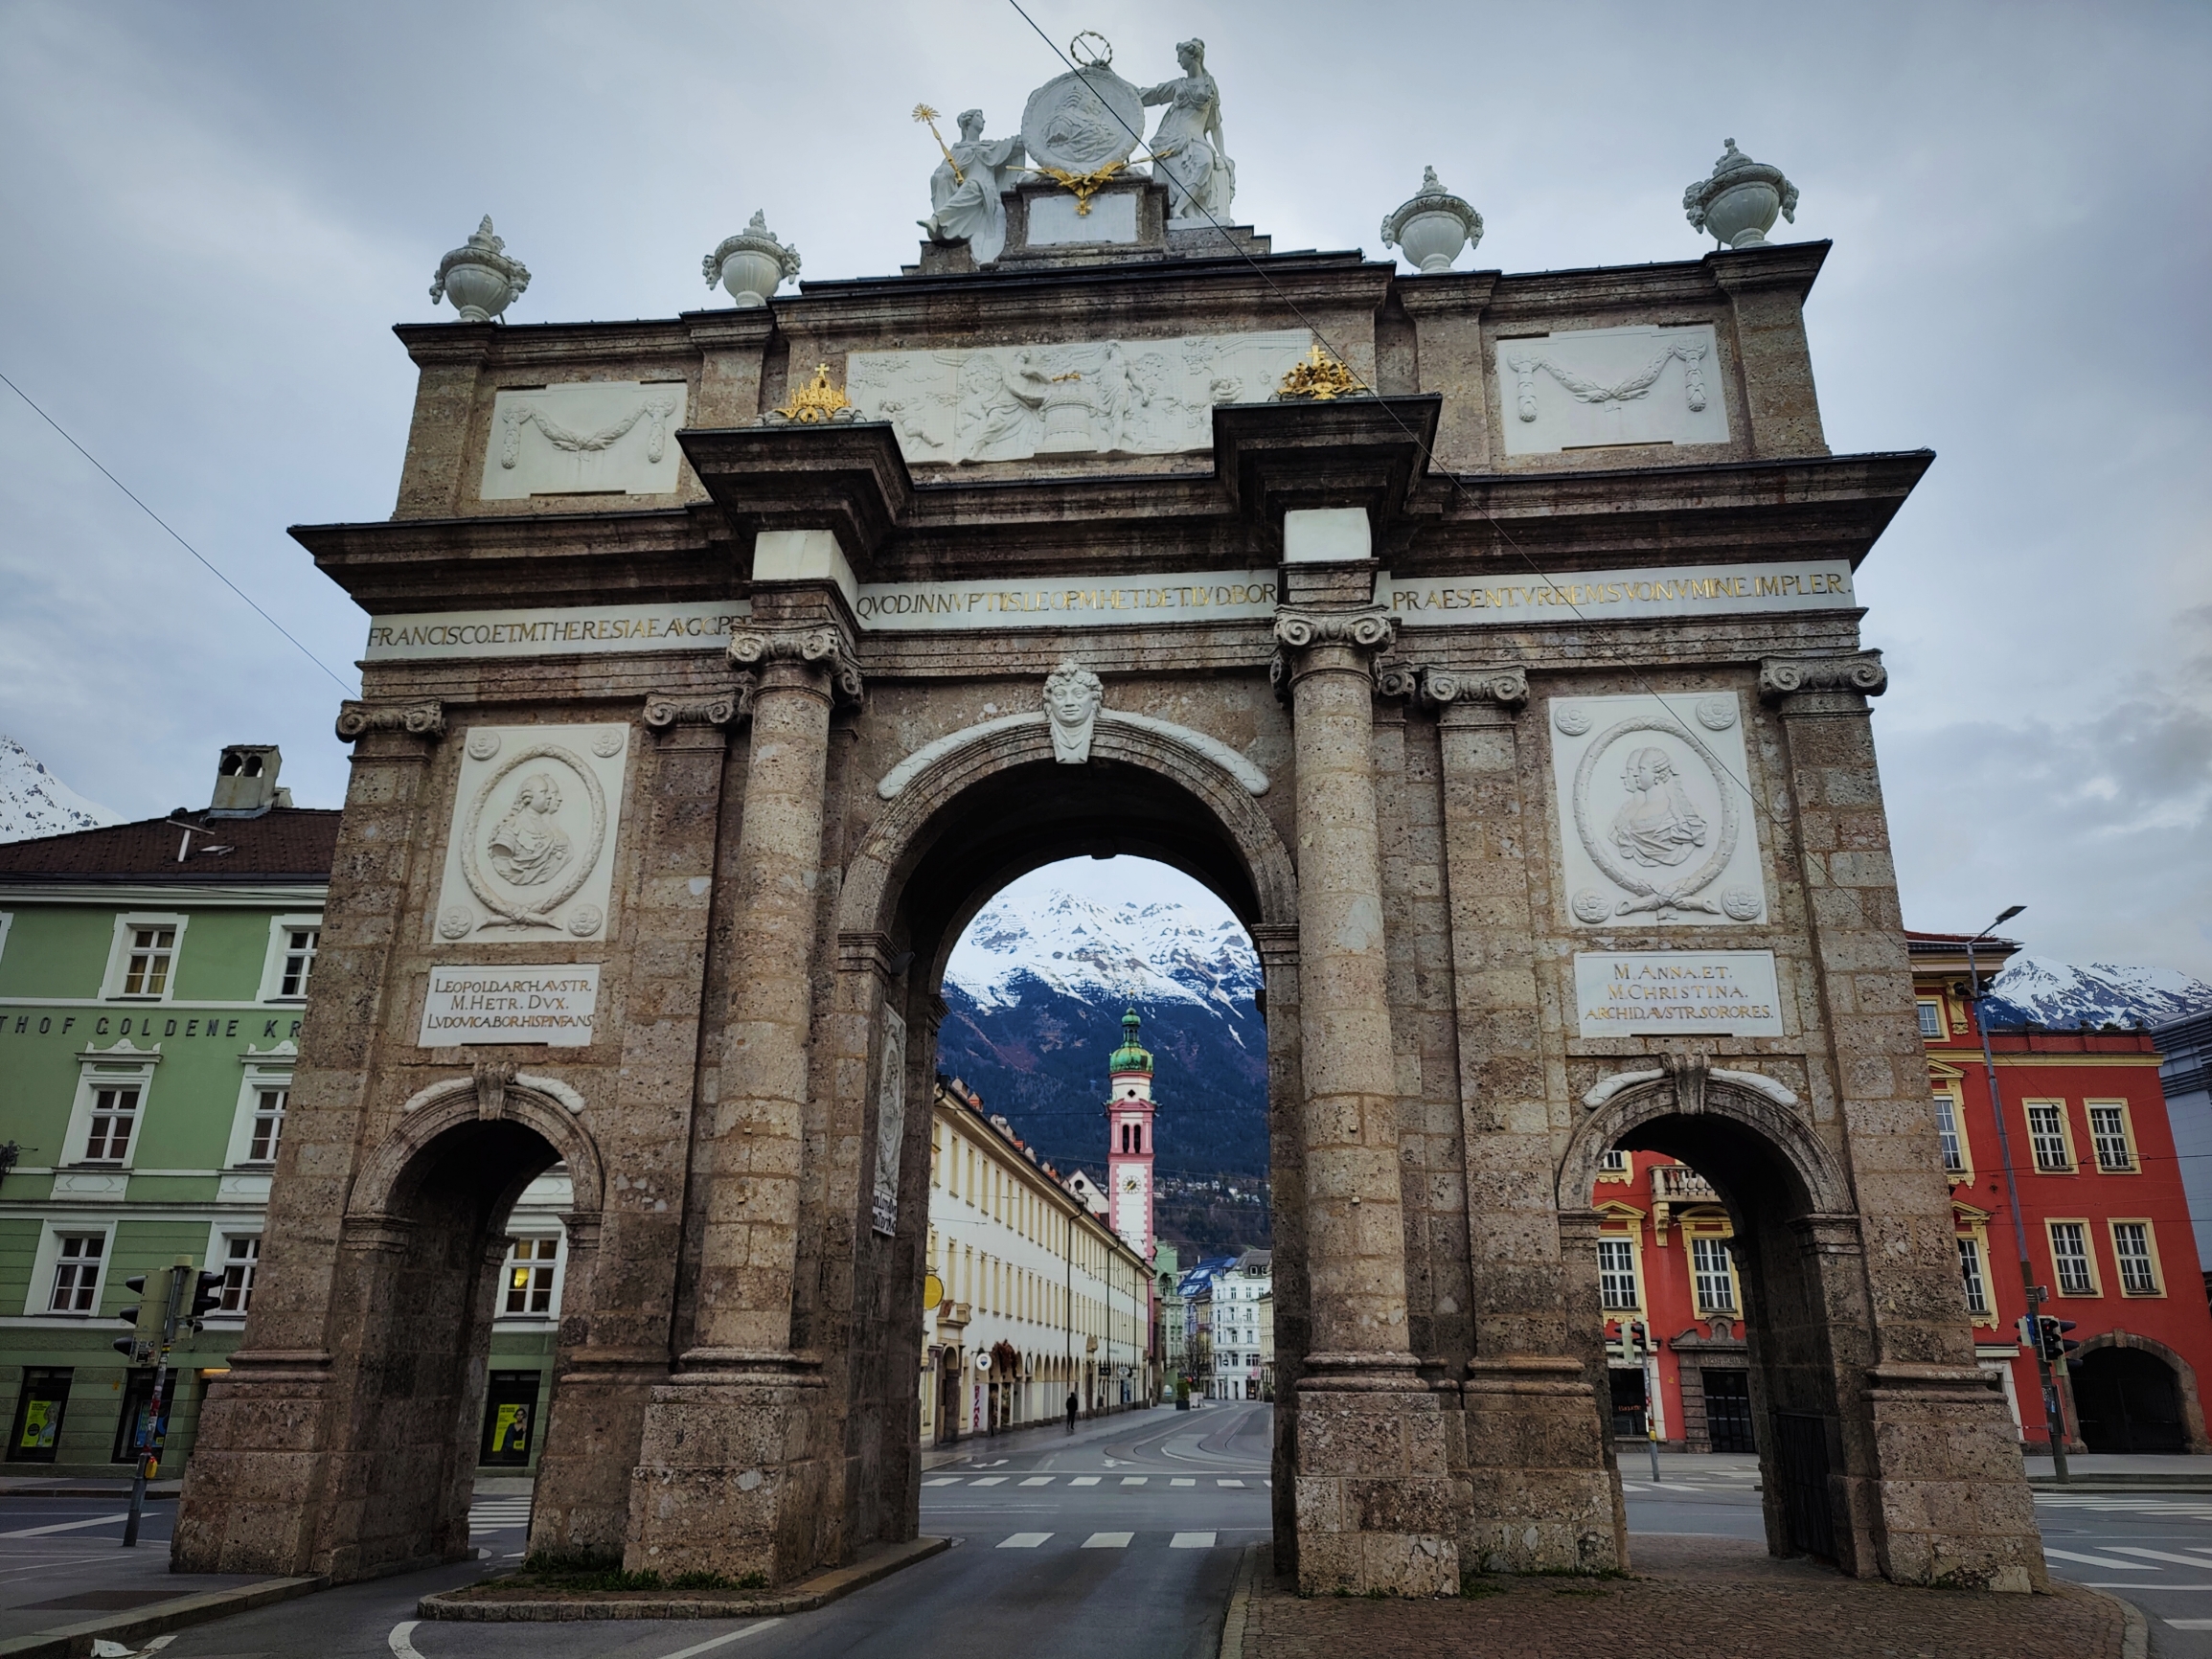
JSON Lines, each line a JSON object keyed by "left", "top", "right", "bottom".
{"left": 1140, "top": 39, "right": 1234, "bottom": 224}
{"left": 1044, "top": 660, "right": 1105, "bottom": 763}
{"left": 919, "top": 109, "right": 1026, "bottom": 265}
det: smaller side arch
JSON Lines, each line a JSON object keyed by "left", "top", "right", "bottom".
{"left": 1557, "top": 1062, "right": 1850, "bottom": 1217}
{"left": 350, "top": 1075, "right": 606, "bottom": 1221}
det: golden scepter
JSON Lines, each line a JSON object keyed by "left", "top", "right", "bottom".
{"left": 913, "top": 103, "right": 964, "bottom": 184}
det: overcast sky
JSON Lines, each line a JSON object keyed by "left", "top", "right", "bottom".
{"left": 1, "top": 1, "right": 2206, "bottom": 974}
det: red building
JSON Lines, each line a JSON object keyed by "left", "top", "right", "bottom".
{"left": 1592, "top": 928, "right": 2212, "bottom": 1456}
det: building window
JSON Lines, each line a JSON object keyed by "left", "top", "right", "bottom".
{"left": 81, "top": 1086, "right": 140, "bottom": 1163}
{"left": 2025, "top": 1102, "right": 2074, "bottom": 1172}
{"left": 1597, "top": 1238, "right": 1640, "bottom": 1310}
{"left": 218, "top": 1236, "right": 260, "bottom": 1312}
{"left": 245, "top": 1088, "right": 287, "bottom": 1163}
{"left": 48, "top": 1236, "right": 103, "bottom": 1313}
{"left": 2048, "top": 1220, "right": 2097, "bottom": 1297}
{"left": 1931, "top": 1091, "right": 1966, "bottom": 1175}
{"left": 279, "top": 928, "right": 319, "bottom": 997}
{"left": 2087, "top": 1103, "right": 2136, "bottom": 1173}
{"left": 1918, "top": 1000, "right": 1945, "bottom": 1039}
{"left": 1690, "top": 1236, "right": 1737, "bottom": 1314}
{"left": 1956, "top": 1236, "right": 1991, "bottom": 1316}
{"left": 504, "top": 1238, "right": 559, "bottom": 1315}
{"left": 103, "top": 915, "right": 189, "bottom": 1001}
{"left": 2111, "top": 1222, "right": 2161, "bottom": 1297}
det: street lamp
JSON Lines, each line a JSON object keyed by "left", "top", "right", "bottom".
{"left": 1962, "top": 904, "right": 2069, "bottom": 1484}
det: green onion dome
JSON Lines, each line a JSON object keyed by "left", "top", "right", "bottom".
{"left": 1109, "top": 1006, "right": 1153, "bottom": 1074}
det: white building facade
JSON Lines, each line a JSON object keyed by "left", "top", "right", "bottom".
{"left": 1207, "top": 1248, "right": 1272, "bottom": 1400}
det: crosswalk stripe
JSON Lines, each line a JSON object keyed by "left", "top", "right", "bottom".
{"left": 2168, "top": 1621, "right": 2212, "bottom": 1630}
{"left": 1218, "top": 1479, "right": 1243, "bottom": 1488}
{"left": 1069, "top": 1476, "right": 1100, "bottom": 1487}
{"left": 969, "top": 1477, "right": 1007, "bottom": 1487}
{"left": 1171, "top": 1478, "right": 1195, "bottom": 1487}
{"left": 1083, "top": 1532, "right": 1133, "bottom": 1549}
{"left": 1019, "top": 1476, "right": 1054, "bottom": 1487}
{"left": 1121, "top": 1477, "right": 1147, "bottom": 1486}
{"left": 998, "top": 1533, "right": 1052, "bottom": 1548}
{"left": 1170, "top": 1531, "right": 1216, "bottom": 1549}
{"left": 2109, "top": 1547, "right": 2212, "bottom": 1568}
{"left": 923, "top": 1477, "right": 961, "bottom": 1487}
{"left": 2043, "top": 1548, "right": 2155, "bottom": 1571}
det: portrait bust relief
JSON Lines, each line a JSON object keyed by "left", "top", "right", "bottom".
{"left": 433, "top": 725, "right": 631, "bottom": 943}
{"left": 1044, "top": 660, "right": 1105, "bottom": 763}
{"left": 1549, "top": 693, "right": 1767, "bottom": 927}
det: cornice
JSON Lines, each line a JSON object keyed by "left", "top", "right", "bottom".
{"left": 395, "top": 317, "right": 699, "bottom": 371}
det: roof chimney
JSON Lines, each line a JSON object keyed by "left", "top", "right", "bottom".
{"left": 208, "top": 744, "right": 291, "bottom": 817}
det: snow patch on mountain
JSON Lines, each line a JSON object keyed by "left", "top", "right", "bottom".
{"left": 0, "top": 736, "right": 122, "bottom": 843}
{"left": 1987, "top": 954, "right": 2212, "bottom": 1030}
{"left": 946, "top": 887, "right": 1260, "bottom": 1015}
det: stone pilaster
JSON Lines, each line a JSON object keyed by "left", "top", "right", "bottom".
{"left": 1274, "top": 603, "right": 1468, "bottom": 1596}
{"left": 529, "top": 687, "right": 744, "bottom": 1557}
{"left": 627, "top": 625, "right": 859, "bottom": 1583}
{"left": 1422, "top": 664, "right": 1626, "bottom": 1572}
{"left": 1760, "top": 651, "right": 2043, "bottom": 1591}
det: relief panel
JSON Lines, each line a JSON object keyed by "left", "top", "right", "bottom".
{"left": 845, "top": 330, "right": 1312, "bottom": 466}
{"left": 1549, "top": 692, "right": 1767, "bottom": 927}
{"left": 1497, "top": 323, "right": 1727, "bottom": 455}
{"left": 432, "top": 724, "right": 631, "bottom": 944}
{"left": 478, "top": 380, "right": 689, "bottom": 499}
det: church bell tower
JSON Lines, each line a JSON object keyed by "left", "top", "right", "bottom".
{"left": 1105, "top": 1006, "right": 1156, "bottom": 1261}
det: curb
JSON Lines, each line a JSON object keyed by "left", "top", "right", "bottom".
{"left": 2031, "top": 1476, "right": 2212, "bottom": 1492}
{"left": 1218, "top": 1541, "right": 1266, "bottom": 1659}
{"left": 2050, "top": 1579, "right": 2148, "bottom": 1659}
{"left": 417, "top": 1534, "right": 949, "bottom": 1622}
{"left": 0, "top": 1575, "right": 324, "bottom": 1659}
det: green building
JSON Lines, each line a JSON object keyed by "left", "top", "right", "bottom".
{"left": 0, "top": 746, "right": 568, "bottom": 1478}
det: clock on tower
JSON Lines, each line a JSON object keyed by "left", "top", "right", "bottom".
{"left": 1104, "top": 1006, "right": 1156, "bottom": 1261}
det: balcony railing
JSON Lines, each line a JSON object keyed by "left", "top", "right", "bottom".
{"left": 1652, "top": 1166, "right": 1719, "bottom": 1201}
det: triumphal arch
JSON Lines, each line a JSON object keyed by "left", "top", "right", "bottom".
{"left": 174, "top": 49, "right": 2042, "bottom": 1596}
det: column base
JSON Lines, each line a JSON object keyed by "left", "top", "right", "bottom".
{"left": 531, "top": 1352, "right": 666, "bottom": 1557}
{"left": 626, "top": 1354, "right": 831, "bottom": 1584}
{"left": 1855, "top": 1362, "right": 2045, "bottom": 1592}
{"left": 172, "top": 1351, "right": 341, "bottom": 1578}
{"left": 1292, "top": 1353, "right": 1470, "bottom": 1596}
{"left": 1458, "top": 1354, "right": 1624, "bottom": 1574}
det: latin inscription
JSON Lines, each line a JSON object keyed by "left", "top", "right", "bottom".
{"left": 1573, "top": 951, "right": 1784, "bottom": 1037}
{"left": 419, "top": 965, "right": 601, "bottom": 1048}
{"left": 1387, "top": 561, "right": 1853, "bottom": 625}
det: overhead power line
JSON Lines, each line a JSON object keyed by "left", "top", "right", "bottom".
{"left": 0, "top": 369, "right": 358, "bottom": 696}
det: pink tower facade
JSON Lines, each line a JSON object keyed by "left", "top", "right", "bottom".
{"left": 1105, "top": 1007, "right": 1156, "bottom": 1262}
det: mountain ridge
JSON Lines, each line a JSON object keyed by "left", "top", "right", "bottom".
{"left": 0, "top": 736, "right": 122, "bottom": 844}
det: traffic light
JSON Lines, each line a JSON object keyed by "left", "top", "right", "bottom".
{"left": 2038, "top": 1317, "right": 2080, "bottom": 1364}
{"left": 186, "top": 1268, "right": 226, "bottom": 1329}
{"left": 1628, "top": 1321, "right": 1650, "bottom": 1358}
{"left": 112, "top": 1276, "right": 148, "bottom": 1362}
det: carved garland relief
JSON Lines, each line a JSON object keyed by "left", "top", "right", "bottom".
{"left": 1497, "top": 324, "right": 1728, "bottom": 456}
{"left": 479, "top": 381, "right": 690, "bottom": 499}
{"left": 1549, "top": 693, "right": 1767, "bottom": 926}
{"left": 433, "top": 725, "right": 631, "bottom": 943}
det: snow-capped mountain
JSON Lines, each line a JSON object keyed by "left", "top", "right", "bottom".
{"left": 1985, "top": 955, "right": 2212, "bottom": 1032}
{"left": 939, "top": 888, "right": 1269, "bottom": 1186}
{"left": 0, "top": 736, "right": 122, "bottom": 843}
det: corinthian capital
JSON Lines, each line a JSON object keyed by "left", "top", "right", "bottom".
{"left": 334, "top": 699, "right": 445, "bottom": 742}
{"left": 729, "top": 624, "right": 863, "bottom": 705}
{"left": 644, "top": 679, "right": 753, "bottom": 733}
{"left": 1758, "top": 650, "right": 1886, "bottom": 703}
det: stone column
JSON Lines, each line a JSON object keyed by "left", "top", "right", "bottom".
{"left": 627, "top": 622, "right": 860, "bottom": 1584}
{"left": 174, "top": 703, "right": 446, "bottom": 1576}
{"left": 1425, "top": 666, "right": 1625, "bottom": 1573}
{"left": 1760, "top": 651, "right": 2043, "bottom": 1592}
{"left": 1273, "top": 602, "right": 1468, "bottom": 1596}
{"left": 528, "top": 686, "right": 746, "bottom": 1557}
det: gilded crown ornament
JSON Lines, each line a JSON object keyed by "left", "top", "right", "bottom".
{"left": 703, "top": 210, "right": 802, "bottom": 307}
{"left": 1274, "top": 343, "right": 1366, "bottom": 402}
{"left": 1682, "top": 139, "right": 1799, "bottom": 249}
{"left": 429, "top": 216, "right": 531, "bottom": 323}
{"left": 766, "top": 363, "right": 855, "bottom": 425}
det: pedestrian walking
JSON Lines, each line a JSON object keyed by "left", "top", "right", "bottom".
{"left": 1065, "top": 1390, "right": 1079, "bottom": 1433}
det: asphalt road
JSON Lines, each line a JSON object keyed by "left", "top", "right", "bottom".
{"left": 11, "top": 1419, "right": 2212, "bottom": 1658}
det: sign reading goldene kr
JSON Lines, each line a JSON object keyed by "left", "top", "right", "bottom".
{"left": 420, "top": 965, "right": 601, "bottom": 1048}
{"left": 1574, "top": 951, "right": 1784, "bottom": 1038}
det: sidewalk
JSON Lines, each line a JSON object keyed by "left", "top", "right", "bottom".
{"left": 1231, "top": 1536, "right": 2131, "bottom": 1659}
{"left": 920, "top": 1400, "right": 1187, "bottom": 1470}
{"left": 2023, "top": 1450, "right": 2212, "bottom": 1488}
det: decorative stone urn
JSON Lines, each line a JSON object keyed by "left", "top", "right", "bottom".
{"left": 428, "top": 216, "right": 530, "bottom": 323}
{"left": 1682, "top": 139, "right": 1800, "bottom": 249}
{"left": 702, "top": 210, "right": 802, "bottom": 307}
{"left": 1380, "top": 167, "right": 1483, "bottom": 274}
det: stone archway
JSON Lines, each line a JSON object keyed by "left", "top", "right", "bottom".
{"left": 2071, "top": 1330, "right": 2211, "bottom": 1454}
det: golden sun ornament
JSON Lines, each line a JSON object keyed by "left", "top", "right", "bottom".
{"left": 1275, "top": 344, "right": 1368, "bottom": 402}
